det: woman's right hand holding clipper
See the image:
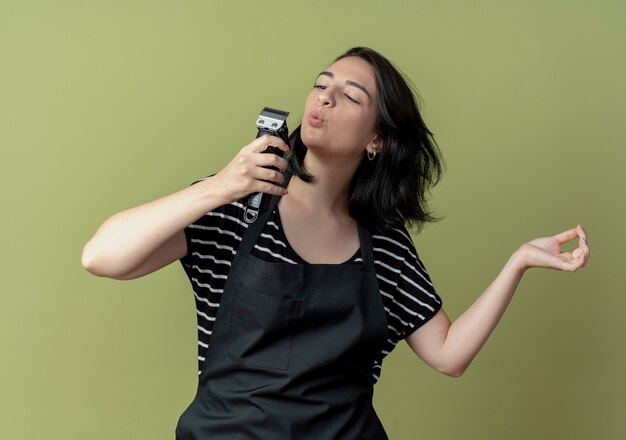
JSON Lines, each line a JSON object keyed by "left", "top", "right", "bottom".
{"left": 208, "top": 135, "right": 290, "bottom": 205}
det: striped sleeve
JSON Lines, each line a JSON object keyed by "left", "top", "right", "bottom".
{"left": 373, "top": 226, "right": 442, "bottom": 343}
{"left": 179, "top": 191, "right": 248, "bottom": 374}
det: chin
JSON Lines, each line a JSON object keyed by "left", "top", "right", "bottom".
{"left": 299, "top": 128, "right": 322, "bottom": 150}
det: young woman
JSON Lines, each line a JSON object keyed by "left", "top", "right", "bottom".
{"left": 82, "top": 47, "right": 590, "bottom": 439}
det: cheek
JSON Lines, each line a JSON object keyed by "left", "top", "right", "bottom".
{"left": 344, "top": 109, "right": 377, "bottom": 138}
{"left": 334, "top": 117, "right": 377, "bottom": 151}
{"left": 304, "top": 92, "right": 317, "bottom": 110}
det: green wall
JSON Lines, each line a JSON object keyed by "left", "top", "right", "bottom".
{"left": 1, "top": 1, "right": 624, "bottom": 438}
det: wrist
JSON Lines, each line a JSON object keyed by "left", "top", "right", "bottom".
{"left": 197, "top": 175, "right": 230, "bottom": 207}
{"left": 509, "top": 247, "right": 530, "bottom": 275}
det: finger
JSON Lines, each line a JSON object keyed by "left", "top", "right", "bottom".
{"left": 579, "top": 236, "right": 589, "bottom": 258}
{"left": 572, "top": 247, "right": 583, "bottom": 260}
{"left": 544, "top": 253, "right": 579, "bottom": 271}
{"left": 561, "top": 260, "right": 584, "bottom": 272}
{"left": 544, "top": 251, "right": 583, "bottom": 271}
{"left": 251, "top": 135, "right": 290, "bottom": 154}
{"left": 251, "top": 166, "right": 285, "bottom": 185}
{"left": 567, "top": 244, "right": 590, "bottom": 270}
{"left": 552, "top": 227, "right": 579, "bottom": 245}
{"left": 579, "top": 237, "right": 591, "bottom": 266}
{"left": 570, "top": 237, "right": 591, "bottom": 266}
{"left": 255, "top": 152, "right": 289, "bottom": 172}
{"left": 577, "top": 224, "right": 589, "bottom": 246}
{"left": 576, "top": 225, "right": 590, "bottom": 268}
{"left": 253, "top": 180, "right": 288, "bottom": 196}
{"left": 578, "top": 248, "right": 590, "bottom": 268}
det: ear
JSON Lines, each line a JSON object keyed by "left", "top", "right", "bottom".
{"left": 366, "top": 133, "right": 384, "bottom": 154}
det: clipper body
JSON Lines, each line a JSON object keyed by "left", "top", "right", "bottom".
{"left": 244, "top": 107, "right": 290, "bottom": 223}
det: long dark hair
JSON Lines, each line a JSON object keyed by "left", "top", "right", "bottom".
{"left": 288, "top": 47, "right": 444, "bottom": 233}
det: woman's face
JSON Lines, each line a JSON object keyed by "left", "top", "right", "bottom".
{"left": 301, "top": 56, "right": 381, "bottom": 160}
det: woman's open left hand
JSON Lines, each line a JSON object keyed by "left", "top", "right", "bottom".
{"left": 517, "top": 225, "right": 590, "bottom": 272}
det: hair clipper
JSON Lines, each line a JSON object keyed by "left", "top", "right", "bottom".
{"left": 244, "top": 107, "right": 290, "bottom": 223}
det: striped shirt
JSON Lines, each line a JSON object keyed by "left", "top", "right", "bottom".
{"left": 180, "top": 199, "right": 442, "bottom": 383}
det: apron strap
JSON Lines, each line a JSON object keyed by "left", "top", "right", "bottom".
{"left": 237, "top": 171, "right": 293, "bottom": 256}
{"left": 357, "top": 222, "right": 375, "bottom": 269}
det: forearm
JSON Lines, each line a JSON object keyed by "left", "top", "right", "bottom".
{"left": 439, "top": 251, "right": 526, "bottom": 375}
{"left": 82, "top": 177, "right": 225, "bottom": 278}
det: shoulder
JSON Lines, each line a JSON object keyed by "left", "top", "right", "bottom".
{"left": 371, "top": 224, "right": 421, "bottom": 266}
{"left": 372, "top": 224, "right": 435, "bottom": 290}
{"left": 371, "top": 223, "right": 432, "bottom": 291}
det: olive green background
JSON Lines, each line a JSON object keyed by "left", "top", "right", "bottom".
{"left": 1, "top": 1, "right": 624, "bottom": 439}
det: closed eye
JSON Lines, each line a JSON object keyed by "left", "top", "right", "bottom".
{"left": 314, "top": 83, "right": 360, "bottom": 104}
{"left": 345, "top": 94, "right": 359, "bottom": 104}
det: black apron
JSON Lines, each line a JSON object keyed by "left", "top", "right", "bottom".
{"left": 176, "top": 173, "right": 389, "bottom": 439}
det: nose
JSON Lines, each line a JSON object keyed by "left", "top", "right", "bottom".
{"left": 316, "top": 89, "right": 335, "bottom": 107}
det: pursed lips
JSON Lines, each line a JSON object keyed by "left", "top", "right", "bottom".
{"left": 308, "top": 111, "right": 325, "bottom": 127}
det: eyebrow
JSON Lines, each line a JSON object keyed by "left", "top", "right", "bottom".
{"left": 318, "top": 71, "right": 372, "bottom": 99}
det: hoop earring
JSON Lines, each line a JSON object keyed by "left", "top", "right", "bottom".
{"left": 367, "top": 151, "right": 377, "bottom": 161}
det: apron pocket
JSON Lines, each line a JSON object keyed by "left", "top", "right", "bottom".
{"left": 228, "top": 283, "right": 301, "bottom": 370}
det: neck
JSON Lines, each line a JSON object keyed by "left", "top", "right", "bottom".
{"left": 286, "top": 151, "right": 362, "bottom": 216}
